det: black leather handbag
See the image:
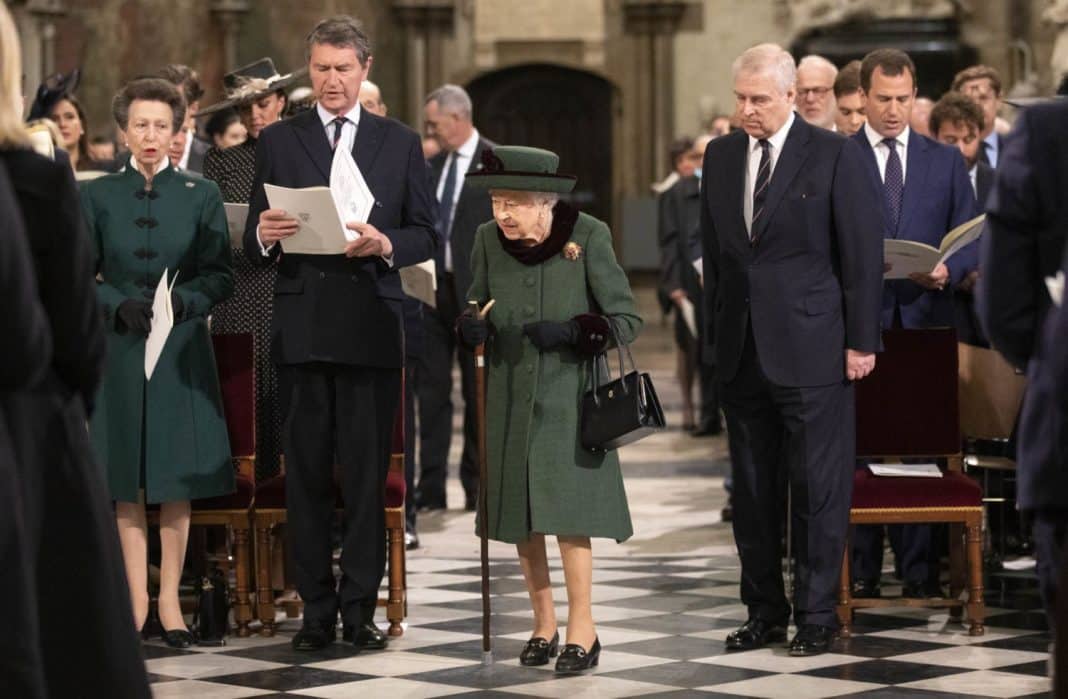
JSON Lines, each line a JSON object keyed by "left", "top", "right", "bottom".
{"left": 580, "top": 321, "right": 665, "bottom": 451}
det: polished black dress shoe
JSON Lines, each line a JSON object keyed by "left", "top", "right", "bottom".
{"left": 851, "top": 579, "right": 881, "bottom": 598}
{"left": 464, "top": 494, "right": 478, "bottom": 512}
{"left": 725, "top": 618, "right": 787, "bottom": 651}
{"left": 554, "top": 637, "right": 600, "bottom": 674}
{"left": 519, "top": 631, "right": 559, "bottom": 666}
{"left": 291, "top": 623, "right": 336, "bottom": 651}
{"left": 161, "top": 628, "right": 195, "bottom": 649}
{"left": 788, "top": 624, "right": 835, "bottom": 656}
{"left": 342, "top": 622, "right": 388, "bottom": 650}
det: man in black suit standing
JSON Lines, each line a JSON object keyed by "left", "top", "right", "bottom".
{"left": 418, "top": 84, "right": 494, "bottom": 511}
{"left": 244, "top": 15, "right": 436, "bottom": 652}
{"left": 701, "top": 43, "right": 883, "bottom": 657}
{"left": 979, "top": 100, "right": 1068, "bottom": 628}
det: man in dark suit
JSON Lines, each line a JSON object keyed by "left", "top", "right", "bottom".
{"left": 244, "top": 15, "right": 436, "bottom": 652}
{"left": 930, "top": 91, "right": 992, "bottom": 347}
{"left": 979, "top": 100, "right": 1068, "bottom": 627}
{"left": 701, "top": 43, "right": 883, "bottom": 656}
{"left": 850, "top": 49, "right": 978, "bottom": 600}
{"left": 417, "top": 84, "right": 494, "bottom": 511}
{"left": 157, "top": 63, "right": 210, "bottom": 173}
{"left": 952, "top": 65, "right": 1005, "bottom": 169}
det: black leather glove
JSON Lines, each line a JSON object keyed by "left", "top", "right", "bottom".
{"left": 523, "top": 320, "right": 579, "bottom": 350}
{"left": 117, "top": 299, "right": 153, "bottom": 334}
{"left": 457, "top": 309, "right": 489, "bottom": 349}
{"left": 170, "top": 291, "right": 184, "bottom": 320}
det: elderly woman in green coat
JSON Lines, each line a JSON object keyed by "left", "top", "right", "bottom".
{"left": 459, "top": 146, "right": 642, "bottom": 674}
{"left": 82, "top": 78, "right": 233, "bottom": 648}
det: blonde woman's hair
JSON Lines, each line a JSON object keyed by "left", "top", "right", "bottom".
{"left": 0, "top": 4, "right": 28, "bottom": 147}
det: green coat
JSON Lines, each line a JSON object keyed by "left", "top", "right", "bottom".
{"left": 81, "top": 164, "right": 234, "bottom": 504}
{"left": 467, "top": 209, "right": 642, "bottom": 544}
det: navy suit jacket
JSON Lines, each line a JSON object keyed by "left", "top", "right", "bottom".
{"left": 700, "top": 117, "right": 883, "bottom": 388}
{"left": 243, "top": 107, "right": 437, "bottom": 368}
{"left": 978, "top": 101, "right": 1068, "bottom": 371}
{"left": 853, "top": 130, "right": 977, "bottom": 329}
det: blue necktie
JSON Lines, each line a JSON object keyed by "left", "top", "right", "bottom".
{"left": 883, "top": 138, "right": 903, "bottom": 233}
{"left": 437, "top": 154, "right": 458, "bottom": 246}
{"left": 750, "top": 138, "right": 771, "bottom": 237}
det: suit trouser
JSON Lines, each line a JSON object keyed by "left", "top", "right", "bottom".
{"left": 722, "top": 329, "right": 854, "bottom": 627}
{"left": 417, "top": 275, "right": 479, "bottom": 504}
{"left": 404, "top": 362, "right": 418, "bottom": 531}
{"left": 1033, "top": 509, "right": 1068, "bottom": 632}
{"left": 852, "top": 517, "right": 932, "bottom": 584}
{"left": 281, "top": 362, "right": 400, "bottom": 628}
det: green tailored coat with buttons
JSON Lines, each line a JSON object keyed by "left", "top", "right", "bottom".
{"left": 467, "top": 204, "right": 642, "bottom": 544}
{"left": 81, "top": 164, "right": 234, "bottom": 504}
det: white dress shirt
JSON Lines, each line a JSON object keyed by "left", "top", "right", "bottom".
{"left": 982, "top": 130, "right": 999, "bottom": 169}
{"left": 178, "top": 127, "right": 193, "bottom": 171}
{"left": 436, "top": 128, "right": 480, "bottom": 271}
{"left": 864, "top": 122, "right": 910, "bottom": 183}
{"left": 968, "top": 163, "right": 978, "bottom": 197}
{"left": 744, "top": 111, "right": 794, "bottom": 234}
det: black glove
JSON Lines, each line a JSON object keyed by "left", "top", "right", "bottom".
{"left": 117, "top": 299, "right": 153, "bottom": 334}
{"left": 458, "top": 310, "right": 489, "bottom": 348}
{"left": 170, "top": 291, "right": 184, "bottom": 320}
{"left": 523, "top": 320, "right": 579, "bottom": 350}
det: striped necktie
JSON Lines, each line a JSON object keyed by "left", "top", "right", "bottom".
{"left": 331, "top": 117, "right": 348, "bottom": 151}
{"left": 750, "top": 138, "right": 771, "bottom": 236}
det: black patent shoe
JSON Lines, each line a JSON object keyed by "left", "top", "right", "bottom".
{"left": 725, "top": 618, "right": 788, "bottom": 651}
{"left": 554, "top": 637, "right": 600, "bottom": 674}
{"left": 342, "top": 622, "right": 388, "bottom": 651}
{"left": 161, "top": 628, "right": 195, "bottom": 649}
{"left": 788, "top": 624, "right": 835, "bottom": 657}
{"left": 519, "top": 631, "right": 559, "bottom": 666}
{"left": 292, "top": 623, "right": 336, "bottom": 651}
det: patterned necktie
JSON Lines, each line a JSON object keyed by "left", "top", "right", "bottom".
{"left": 883, "top": 137, "right": 903, "bottom": 233}
{"left": 750, "top": 138, "right": 771, "bottom": 236}
{"left": 331, "top": 117, "right": 347, "bottom": 151}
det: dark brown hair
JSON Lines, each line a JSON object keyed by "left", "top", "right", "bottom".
{"left": 669, "top": 136, "right": 694, "bottom": 169}
{"left": 929, "top": 91, "right": 984, "bottom": 136}
{"left": 112, "top": 78, "right": 186, "bottom": 132}
{"left": 157, "top": 64, "right": 204, "bottom": 105}
{"left": 860, "top": 49, "right": 917, "bottom": 92}
{"left": 49, "top": 92, "right": 93, "bottom": 170}
{"left": 951, "top": 65, "right": 1002, "bottom": 96}
{"left": 833, "top": 60, "right": 862, "bottom": 98}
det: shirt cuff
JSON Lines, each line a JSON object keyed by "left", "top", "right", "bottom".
{"left": 381, "top": 254, "right": 394, "bottom": 269}
{"left": 256, "top": 225, "right": 275, "bottom": 256}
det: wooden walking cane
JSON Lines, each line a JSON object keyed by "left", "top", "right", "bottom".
{"left": 470, "top": 299, "right": 495, "bottom": 665}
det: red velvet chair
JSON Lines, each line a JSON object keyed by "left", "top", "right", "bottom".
{"left": 148, "top": 333, "right": 257, "bottom": 635}
{"left": 252, "top": 385, "right": 408, "bottom": 637}
{"left": 837, "top": 328, "right": 985, "bottom": 637}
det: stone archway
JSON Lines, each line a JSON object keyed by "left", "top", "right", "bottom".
{"left": 467, "top": 64, "right": 615, "bottom": 226}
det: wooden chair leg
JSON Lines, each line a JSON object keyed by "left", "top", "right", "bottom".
{"left": 387, "top": 513, "right": 405, "bottom": 637}
{"left": 966, "top": 520, "right": 986, "bottom": 636}
{"left": 254, "top": 519, "right": 277, "bottom": 636}
{"left": 837, "top": 539, "right": 853, "bottom": 637}
{"left": 949, "top": 522, "right": 966, "bottom": 621}
{"left": 232, "top": 519, "right": 253, "bottom": 637}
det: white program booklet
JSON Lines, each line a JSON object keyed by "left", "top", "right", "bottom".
{"left": 884, "top": 214, "right": 986, "bottom": 279}
{"left": 400, "top": 260, "right": 437, "bottom": 307}
{"left": 330, "top": 144, "right": 375, "bottom": 226}
{"left": 868, "top": 462, "right": 943, "bottom": 478}
{"left": 224, "top": 202, "right": 248, "bottom": 247}
{"left": 145, "top": 269, "right": 178, "bottom": 380}
{"left": 1047, "top": 271, "right": 1064, "bottom": 307}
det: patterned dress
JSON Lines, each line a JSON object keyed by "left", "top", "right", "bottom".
{"left": 204, "top": 139, "right": 282, "bottom": 479}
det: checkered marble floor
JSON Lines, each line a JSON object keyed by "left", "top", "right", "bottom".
{"left": 144, "top": 286, "right": 1052, "bottom": 697}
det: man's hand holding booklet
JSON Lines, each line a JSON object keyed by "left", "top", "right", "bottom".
{"left": 883, "top": 214, "right": 986, "bottom": 280}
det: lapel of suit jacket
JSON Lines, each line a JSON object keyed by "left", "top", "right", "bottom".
{"left": 429, "top": 151, "right": 446, "bottom": 189}
{"left": 752, "top": 116, "right": 810, "bottom": 242}
{"left": 293, "top": 108, "right": 333, "bottom": 182}
{"left": 853, "top": 131, "right": 895, "bottom": 239}
{"left": 720, "top": 132, "right": 748, "bottom": 245}
{"left": 897, "top": 130, "right": 930, "bottom": 238}
{"left": 353, "top": 113, "right": 385, "bottom": 177}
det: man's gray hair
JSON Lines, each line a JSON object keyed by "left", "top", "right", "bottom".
{"left": 306, "top": 15, "right": 372, "bottom": 65}
{"left": 797, "top": 54, "right": 838, "bottom": 79}
{"left": 732, "top": 43, "right": 797, "bottom": 95}
{"left": 425, "top": 84, "right": 473, "bottom": 121}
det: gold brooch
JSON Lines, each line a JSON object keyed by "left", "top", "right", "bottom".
{"left": 562, "top": 241, "right": 583, "bottom": 260}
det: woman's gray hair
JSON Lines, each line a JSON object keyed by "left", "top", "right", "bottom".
{"left": 425, "top": 84, "right": 472, "bottom": 120}
{"left": 732, "top": 43, "right": 797, "bottom": 95}
{"left": 306, "top": 15, "right": 372, "bottom": 65}
{"left": 534, "top": 192, "right": 560, "bottom": 208}
{"left": 112, "top": 78, "right": 186, "bottom": 132}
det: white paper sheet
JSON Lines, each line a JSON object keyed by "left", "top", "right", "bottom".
{"left": 264, "top": 184, "right": 350, "bottom": 255}
{"left": 224, "top": 203, "right": 248, "bottom": 247}
{"left": 868, "top": 462, "right": 943, "bottom": 478}
{"left": 1047, "top": 271, "right": 1064, "bottom": 307}
{"left": 400, "top": 260, "right": 437, "bottom": 307}
{"left": 330, "top": 145, "right": 375, "bottom": 231}
{"left": 145, "top": 269, "right": 178, "bottom": 380}
{"left": 678, "top": 297, "right": 697, "bottom": 338}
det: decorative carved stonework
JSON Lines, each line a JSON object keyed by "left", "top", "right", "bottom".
{"left": 211, "top": 0, "right": 250, "bottom": 71}
{"left": 787, "top": 0, "right": 967, "bottom": 38}
{"left": 1045, "top": 0, "right": 1068, "bottom": 87}
{"left": 621, "top": 0, "right": 691, "bottom": 34}
{"left": 393, "top": 0, "right": 456, "bottom": 29}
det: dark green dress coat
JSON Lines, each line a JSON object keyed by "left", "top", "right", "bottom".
{"left": 81, "top": 163, "right": 234, "bottom": 504}
{"left": 467, "top": 205, "right": 642, "bottom": 544}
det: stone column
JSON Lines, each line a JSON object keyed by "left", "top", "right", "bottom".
{"left": 622, "top": 0, "right": 690, "bottom": 187}
{"left": 394, "top": 0, "right": 456, "bottom": 126}
{"left": 26, "top": 0, "right": 66, "bottom": 80}
{"left": 211, "top": 0, "right": 251, "bottom": 72}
